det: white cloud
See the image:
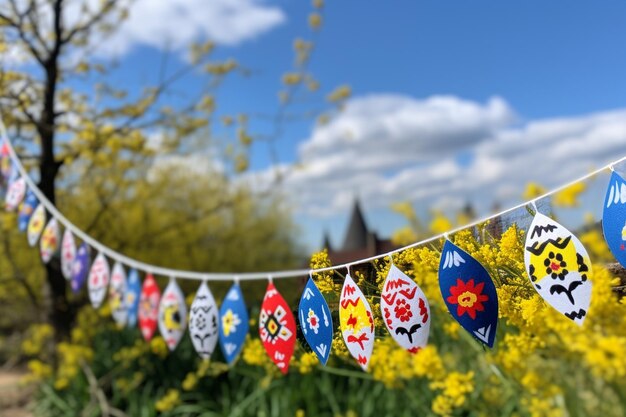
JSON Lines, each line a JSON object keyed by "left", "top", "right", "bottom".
{"left": 9, "top": 0, "right": 284, "bottom": 60}
{"left": 98, "top": 0, "right": 285, "bottom": 56}
{"left": 246, "top": 94, "right": 626, "bottom": 218}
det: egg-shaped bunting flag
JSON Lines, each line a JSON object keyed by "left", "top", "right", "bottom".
{"left": 138, "top": 273, "right": 161, "bottom": 341}
{"left": 525, "top": 211, "right": 592, "bottom": 325}
{"left": 40, "top": 218, "right": 60, "bottom": 263}
{"left": 27, "top": 203, "right": 46, "bottom": 247}
{"left": 158, "top": 278, "right": 187, "bottom": 351}
{"left": 298, "top": 276, "right": 333, "bottom": 365}
{"left": 71, "top": 243, "right": 90, "bottom": 293}
{"left": 339, "top": 273, "right": 375, "bottom": 371}
{"left": 3, "top": 162, "right": 18, "bottom": 192}
{"left": 125, "top": 269, "right": 141, "bottom": 327}
{"left": 5, "top": 176, "right": 25, "bottom": 211}
{"left": 189, "top": 281, "right": 219, "bottom": 359}
{"left": 381, "top": 263, "right": 431, "bottom": 353}
{"left": 60, "top": 230, "right": 76, "bottom": 280}
{"left": 88, "top": 252, "right": 110, "bottom": 308}
{"left": 18, "top": 189, "right": 38, "bottom": 232}
{"left": 0, "top": 141, "right": 11, "bottom": 183}
{"left": 219, "top": 282, "right": 249, "bottom": 365}
{"left": 438, "top": 240, "right": 499, "bottom": 347}
{"left": 259, "top": 282, "right": 297, "bottom": 374}
{"left": 602, "top": 170, "right": 626, "bottom": 268}
{"left": 109, "top": 262, "right": 128, "bottom": 327}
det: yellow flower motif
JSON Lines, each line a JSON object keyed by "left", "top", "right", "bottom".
{"left": 222, "top": 309, "right": 241, "bottom": 337}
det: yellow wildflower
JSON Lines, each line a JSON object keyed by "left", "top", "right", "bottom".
{"left": 523, "top": 182, "right": 547, "bottom": 200}
{"left": 308, "top": 12, "right": 322, "bottom": 30}
{"left": 412, "top": 345, "right": 445, "bottom": 381}
{"left": 298, "top": 351, "right": 318, "bottom": 374}
{"left": 182, "top": 372, "right": 198, "bottom": 391}
{"left": 242, "top": 338, "right": 267, "bottom": 367}
{"left": 430, "top": 211, "right": 453, "bottom": 234}
{"left": 553, "top": 182, "right": 586, "bottom": 207}
{"left": 155, "top": 388, "right": 181, "bottom": 412}
{"left": 150, "top": 336, "right": 168, "bottom": 358}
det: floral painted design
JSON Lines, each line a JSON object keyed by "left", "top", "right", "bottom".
{"left": 394, "top": 299, "right": 413, "bottom": 322}
{"left": 543, "top": 251, "right": 568, "bottom": 280}
{"left": 222, "top": 309, "right": 241, "bottom": 337}
{"left": 306, "top": 308, "right": 320, "bottom": 334}
{"left": 446, "top": 278, "right": 489, "bottom": 320}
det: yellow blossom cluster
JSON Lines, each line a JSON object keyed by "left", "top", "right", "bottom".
{"left": 297, "top": 351, "right": 319, "bottom": 374}
{"left": 430, "top": 372, "right": 475, "bottom": 416}
{"left": 302, "top": 209, "right": 626, "bottom": 416}
{"left": 310, "top": 249, "right": 341, "bottom": 294}
{"left": 155, "top": 388, "right": 181, "bottom": 412}
{"left": 22, "top": 359, "right": 52, "bottom": 383}
{"left": 181, "top": 359, "right": 229, "bottom": 391}
{"left": 21, "top": 323, "right": 53, "bottom": 356}
{"left": 21, "top": 187, "right": 626, "bottom": 417}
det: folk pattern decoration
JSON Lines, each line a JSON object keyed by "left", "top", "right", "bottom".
{"left": 61, "top": 230, "right": 76, "bottom": 280}
{"left": 71, "top": 243, "right": 90, "bottom": 294}
{"left": 125, "top": 269, "right": 141, "bottom": 327}
{"left": 298, "top": 278, "right": 333, "bottom": 365}
{"left": 88, "top": 253, "right": 110, "bottom": 309}
{"left": 381, "top": 264, "right": 430, "bottom": 353}
{"left": 259, "top": 282, "right": 297, "bottom": 374}
{"left": 17, "top": 189, "right": 37, "bottom": 232}
{"left": 40, "top": 218, "right": 60, "bottom": 264}
{"left": 525, "top": 212, "right": 593, "bottom": 325}
{"left": 339, "top": 274, "right": 375, "bottom": 370}
{"left": 5, "top": 176, "right": 25, "bottom": 211}
{"left": 438, "top": 240, "right": 499, "bottom": 347}
{"left": 138, "top": 274, "right": 161, "bottom": 341}
{"left": 189, "top": 282, "right": 219, "bottom": 359}
{"left": 109, "top": 262, "right": 128, "bottom": 327}
{"left": 0, "top": 142, "right": 11, "bottom": 182}
{"left": 219, "top": 283, "right": 249, "bottom": 364}
{"left": 158, "top": 279, "right": 187, "bottom": 351}
{"left": 602, "top": 170, "right": 626, "bottom": 268}
{"left": 27, "top": 203, "right": 46, "bottom": 247}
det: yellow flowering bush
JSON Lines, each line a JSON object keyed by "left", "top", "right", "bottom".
{"left": 25, "top": 191, "right": 626, "bottom": 417}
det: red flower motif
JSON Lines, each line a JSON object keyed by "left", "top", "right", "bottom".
{"left": 394, "top": 299, "right": 413, "bottom": 322}
{"left": 446, "top": 278, "right": 489, "bottom": 320}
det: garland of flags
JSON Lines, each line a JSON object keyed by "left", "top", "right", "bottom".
{"left": 1, "top": 119, "right": 626, "bottom": 373}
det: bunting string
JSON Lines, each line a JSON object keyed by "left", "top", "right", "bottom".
{"left": 4, "top": 116, "right": 626, "bottom": 369}
{"left": 1, "top": 118, "right": 625, "bottom": 281}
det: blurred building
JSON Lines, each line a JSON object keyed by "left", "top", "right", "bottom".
{"left": 322, "top": 200, "right": 397, "bottom": 266}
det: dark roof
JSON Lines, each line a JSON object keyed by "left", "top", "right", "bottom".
{"left": 322, "top": 198, "right": 399, "bottom": 267}
{"left": 329, "top": 236, "right": 397, "bottom": 265}
{"left": 322, "top": 231, "right": 333, "bottom": 252}
{"left": 341, "top": 199, "right": 368, "bottom": 251}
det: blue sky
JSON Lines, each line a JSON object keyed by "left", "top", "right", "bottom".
{"left": 60, "top": 0, "right": 626, "bottom": 251}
